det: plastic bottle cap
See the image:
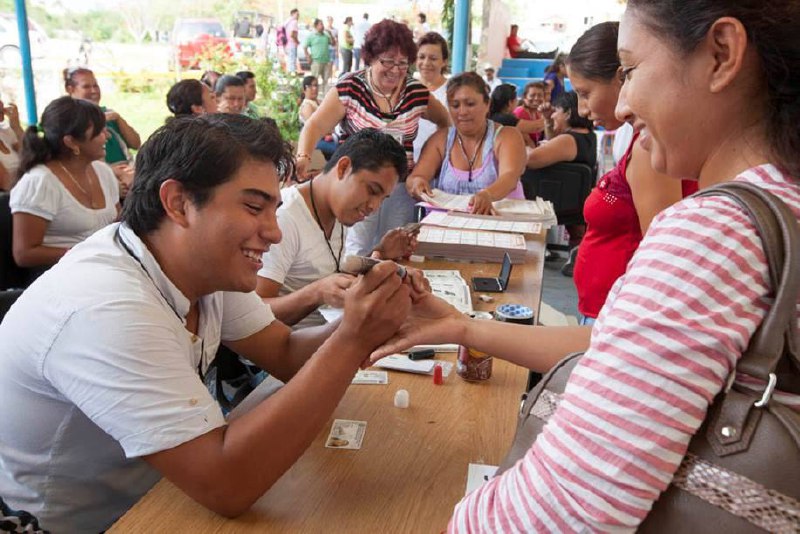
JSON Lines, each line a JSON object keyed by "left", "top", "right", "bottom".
{"left": 433, "top": 364, "right": 444, "bottom": 385}
{"left": 394, "top": 389, "right": 409, "bottom": 408}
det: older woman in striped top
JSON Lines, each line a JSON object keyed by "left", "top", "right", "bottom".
{"left": 295, "top": 19, "right": 449, "bottom": 258}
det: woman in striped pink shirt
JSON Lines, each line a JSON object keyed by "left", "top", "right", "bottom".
{"left": 372, "top": 0, "right": 800, "bottom": 530}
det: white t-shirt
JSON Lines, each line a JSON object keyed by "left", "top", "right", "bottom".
{"left": 0, "top": 126, "right": 20, "bottom": 180}
{"left": 413, "top": 82, "right": 448, "bottom": 162}
{"left": 0, "top": 222, "right": 275, "bottom": 533}
{"left": 353, "top": 20, "right": 371, "bottom": 48}
{"left": 257, "top": 186, "right": 345, "bottom": 329}
{"left": 9, "top": 161, "right": 119, "bottom": 248}
{"left": 485, "top": 77, "right": 502, "bottom": 93}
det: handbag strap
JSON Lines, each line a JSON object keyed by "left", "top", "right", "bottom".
{"left": 694, "top": 182, "right": 800, "bottom": 388}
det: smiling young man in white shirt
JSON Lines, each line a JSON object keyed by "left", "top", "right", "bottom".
{"left": 256, "top": 129, "right": 422, "bottom": 328}
{"left": 0, "top": 115, "right": 412, "bottom": 532}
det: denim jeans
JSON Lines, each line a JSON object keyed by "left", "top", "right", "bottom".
{"left": 287, "top": 45, "right": 298, "bottom": 72}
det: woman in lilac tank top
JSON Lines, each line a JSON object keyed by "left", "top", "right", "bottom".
{"left": 406, "top": 72, "right": 527, "bottom": 215}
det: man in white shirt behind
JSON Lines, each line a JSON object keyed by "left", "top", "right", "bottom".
{"left": 0, "top": 115, "right": 412, "bottom": 533}
{"left": 256, "top": 129, "right": 423, "bottom": 329}
{"left": 352, "top": 13, "right": 371, "bottom": 70}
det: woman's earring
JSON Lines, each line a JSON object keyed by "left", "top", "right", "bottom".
{"left": 73, "top": 148, "right": 80, "bottom": 156}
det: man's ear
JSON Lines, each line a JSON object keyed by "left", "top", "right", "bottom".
{"left": 190, "top": 104, "right": 204, "bottom": 115}
{"left": 158, "top": 179, "right": 192, "bottom": 228}
{"left": 336, "top": 156, "right": 352, "bottom": 180}
{"left": 704, "top": 16, "right": 750, "bottom": 94}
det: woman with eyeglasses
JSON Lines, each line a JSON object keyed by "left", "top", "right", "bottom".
{"left": 295, "top": 19, "right": 450, "bottom": 257}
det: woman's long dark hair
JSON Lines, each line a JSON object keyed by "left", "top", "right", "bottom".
{"left": 628, "top": 0, "right": 800, "bottom": 177}
{"left": 17, "top": 96, "right": 106, "bottom": 180}
{"left": 489, "top": 84, "right": 518, "bottom": 116}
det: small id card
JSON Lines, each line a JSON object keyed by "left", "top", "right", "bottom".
{"left": 325, "top": 419, "right": 367, "bottom": 450}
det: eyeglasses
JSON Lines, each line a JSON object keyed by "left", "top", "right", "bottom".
{"left": 377, "top": 57, "right": 410, "bottom": 71}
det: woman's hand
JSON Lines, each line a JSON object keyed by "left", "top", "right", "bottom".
{"left": 406, "top": 175, "right": 432, "bottom": 200}
{"left": 367, "top": 291, "right": 465, "bottom": 364}
{"left": 538, "top": 102, "right": 554, "bottom": 120}
{"left": 295, "top": 156, "right": 311, "bottom": 183}
{"left": 469, "top": 190, "right": 496, "bottom": 215}
{"left": 375, "top": 227, "right": 417, "bottom": 260}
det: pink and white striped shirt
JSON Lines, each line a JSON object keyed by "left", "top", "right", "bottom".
{"left": 450, "top": 164, "right": 800, "bottom": 532}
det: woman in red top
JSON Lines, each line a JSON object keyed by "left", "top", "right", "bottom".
{"left": 567, "top": 21, "right": 695, "bottom": 323}
{"left": 512, "top": 82, "right": 546, "bottom": 147}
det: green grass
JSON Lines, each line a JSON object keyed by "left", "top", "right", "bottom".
{"left": 101, "top": 90, "right": 170, "bottom": 147}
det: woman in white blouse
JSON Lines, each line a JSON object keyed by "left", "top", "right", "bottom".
{"left": 10, "top": 96, "right": 119, "bottom": 268}
{"left": 0, "top": 97, "right": 23, "bottom": 191}
{"left": 412, "top": 32, "right": 449, "bottom": 162}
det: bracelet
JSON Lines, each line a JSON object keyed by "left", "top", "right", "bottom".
{"left": 296, "top": 153, "right": 311, "bottom": 161}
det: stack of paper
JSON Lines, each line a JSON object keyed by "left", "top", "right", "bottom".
{"left": 419, "top": 189, "right": 557, "bottom": 227}
{"left": 415, "top": 226, "right": 527, "bottom": 263}
{"left": 423, "top": 270, "right": 473, "bottom": 314}
{"left": 421, "top": 211, "right": 542, "bottom": 235}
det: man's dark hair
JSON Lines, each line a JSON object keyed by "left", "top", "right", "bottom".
{"left": 235, "top": 70, "right": 256, "bottom": 82}
{"left": 122, "top": 114, "right": 294, "bottom": 236}
{"left": 214, "top": 74, "right": 245, "bottom": 96}
{"left": 290, "top": 8, "right": 299, "bottom": 16}
{"left": 323, "top": 128, "right": 408, "bottom": 180}
{"left": 418, "top": 13, "right": 426, "bottom": 23}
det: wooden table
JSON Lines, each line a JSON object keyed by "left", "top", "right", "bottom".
{"left": 110, "top": 236, "right": 546, "bottom": 534}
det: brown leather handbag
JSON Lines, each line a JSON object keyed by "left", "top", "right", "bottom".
{"left": 497, "top": 182, "right": 800, "bottom": 532}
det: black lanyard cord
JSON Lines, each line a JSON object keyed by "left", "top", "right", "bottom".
{"left": 308, "top": 178, "right": 344, "bottom": 272}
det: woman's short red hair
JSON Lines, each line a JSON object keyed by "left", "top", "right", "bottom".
{"left": 362, "top": 20, "right": 417, "bottom": 66}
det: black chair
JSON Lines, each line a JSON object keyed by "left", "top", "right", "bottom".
{"left": 0, "top": 192, "right": 42, "bottom": 290}
{"left": 521, "top": 162, "right": 595, "bottom": 251}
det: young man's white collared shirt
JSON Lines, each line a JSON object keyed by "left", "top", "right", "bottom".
{"left": 258, "top": 185, "right": 345, "bottom": 329}
{"left": 0, "top": 222, "right": 274, "bottom": 533}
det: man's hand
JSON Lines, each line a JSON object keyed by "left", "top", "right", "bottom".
{"left": 406, "top": 176, "right": 431, "bottom": 200}
{"left": 469, "top": 190, "right": 496, "bottom": 215}
{"left": 338, "top": 261, "right": 411, "bottom": 352}
{"left": 317, "top": 273, "right": 355, "bottom": 308}
{"left": 367, "top": 291, "right": 465, "bottom": 364}
{"left": 375, "top": 228, "right": 418, "bottom": 260}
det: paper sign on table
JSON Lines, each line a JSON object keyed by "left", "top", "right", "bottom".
{"left": 465, "top": 463, "right": 499, "bottom": 495}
